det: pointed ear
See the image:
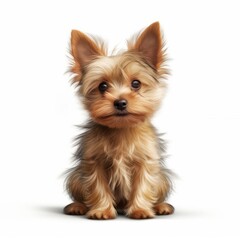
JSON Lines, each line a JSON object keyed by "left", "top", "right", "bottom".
{"left": 129, "top": 22, "right": 164, "bottom": 69}
{"left": 71, "top": 30, "right": 105, "bottom": 81}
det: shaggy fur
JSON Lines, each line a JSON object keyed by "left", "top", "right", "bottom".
{"left": 64, "top": 22, "right": 174, "bottom": 219}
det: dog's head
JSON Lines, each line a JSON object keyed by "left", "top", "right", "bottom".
{"left": 70, "top": 22, "right": 167, "bottom": 128}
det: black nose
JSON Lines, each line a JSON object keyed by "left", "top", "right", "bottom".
{"left": 114, "top": 99, "right": 128, "bottom": 111}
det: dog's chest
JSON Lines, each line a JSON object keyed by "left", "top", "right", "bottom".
{"left": 94, "top": 124, "right": 159, "bottom": 199}
{"left": 107, "top": 154, "right": 132, "bottom": 199}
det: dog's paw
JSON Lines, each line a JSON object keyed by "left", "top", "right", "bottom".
{"left": 64, "top": 202, "right": 87, "bottom": 215}
{"left": 128, "top": 208, "right": 154, "bottom": 219}
{"left": 154, "top": 202, "right": 174, "bottom": 215}
{"left": 87, "top": 208, "right": 117, "bottom": 220}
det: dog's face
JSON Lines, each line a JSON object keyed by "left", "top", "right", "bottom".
{"left": 70, "top": 22, "right": 167, "bottom": 128}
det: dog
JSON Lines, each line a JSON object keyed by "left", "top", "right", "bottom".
{"left": 64, "top": 22, "right": 174, "bottom": 219}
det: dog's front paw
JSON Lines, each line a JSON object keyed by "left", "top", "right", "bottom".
{"left": 128, "top": 208, "right": 155, "bottom": 219}
{"left": 87, "top": 208, "right": 117, "bottom": 220}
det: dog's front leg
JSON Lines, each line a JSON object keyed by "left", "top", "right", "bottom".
{"left": 84, "top": 161, "right": 117, "bottom": 220}
{"left": 126, "top": 164, "right": 157, "bottom": 219}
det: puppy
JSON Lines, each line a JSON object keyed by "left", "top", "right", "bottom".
{"left": 64, "top": 22, "right": 174, "bottom": 219}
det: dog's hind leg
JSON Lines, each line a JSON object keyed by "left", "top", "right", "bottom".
{"left": 64, "top": 166, "right": 87, "bottom": 215}
{"left": 64, "top": 202, "right": 87, "bottom": 215}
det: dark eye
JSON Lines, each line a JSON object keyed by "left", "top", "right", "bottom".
{"left": 98, "top": 82, "right": 108, "bottom": 93}
{"left": 131, "top": 80, "right": 141, "bottom": 90}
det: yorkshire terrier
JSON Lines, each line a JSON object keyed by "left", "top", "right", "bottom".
{"left": 64, "top": 22, "right": 174, "bottom": 219}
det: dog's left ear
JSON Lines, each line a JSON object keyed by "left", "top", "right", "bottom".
{"left": 70, "top": 30, "right": 105, "bottom": 82}
{"left": 129, "top": 22, "right": 164, "bottom": 69}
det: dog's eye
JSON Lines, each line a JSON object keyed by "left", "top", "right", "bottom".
{"left": 131, "top": 80, "right": 141, "bottom": 90}
{"left": 98, "top": 82, "right": 108, "bottom": 93}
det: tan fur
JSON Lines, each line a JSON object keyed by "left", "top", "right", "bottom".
{"left": 64, "top": 22, "right": 174, "bottom": 219}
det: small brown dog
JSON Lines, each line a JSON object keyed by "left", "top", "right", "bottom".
{"left": 64, "top": 22, "right": 174, "bottom": 219}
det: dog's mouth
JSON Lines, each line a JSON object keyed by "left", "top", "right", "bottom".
{"left": 115, "top": 111, "right": 129, "bottom": 117}
{"left": 95, "top": 111, "right": 147, "bottom": 127}
{"left": 100, "top": 111, "right": 135, "bottom": 119}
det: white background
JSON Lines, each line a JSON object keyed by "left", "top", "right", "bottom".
{"left": 0, "top": 0, "right": 240, "bottom": 239}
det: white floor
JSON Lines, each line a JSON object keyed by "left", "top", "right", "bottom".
{"left": 1, "top": 200, "right": 239, "bottom": 239}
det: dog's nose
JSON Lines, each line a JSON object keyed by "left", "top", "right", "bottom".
{"left": 114, "top": 99, "right": 128, "bottom": 111}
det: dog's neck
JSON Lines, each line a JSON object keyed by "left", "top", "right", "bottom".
{"left": 94, "top": 120, "right": 151, "bottom": 131}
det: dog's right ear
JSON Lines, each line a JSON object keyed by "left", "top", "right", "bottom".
{"left": 70, "top": 30, "right": 105, "bottom": 83}
{"left": 128, "top": 22, "right": 164, "bottom": 70}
